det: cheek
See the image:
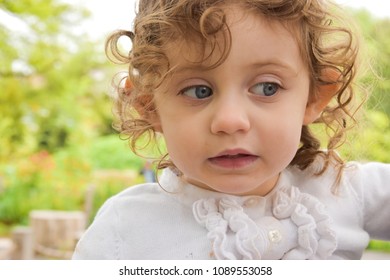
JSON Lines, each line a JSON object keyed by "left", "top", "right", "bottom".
{"left": 160, "top": 117, "right": 202, "bottom": 164}
{"left": 261, "top": 115, "right": 303, "bottom": 159}
{"left": 163, "top": 132, "right": 203, "bottom": 177}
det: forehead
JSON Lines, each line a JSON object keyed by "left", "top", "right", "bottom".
{"left": 164, "top": 5, "right": 305, "bottom": 75}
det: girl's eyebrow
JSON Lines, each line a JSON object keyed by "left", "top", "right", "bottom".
{"left": 171, "top": 59, "right": 299, "bottom": 76}
{"left": 170, "top": 64, "right": 210, "bottom": 75}
{"left": 249, "top": 60, "right": 300, "bottom": 75}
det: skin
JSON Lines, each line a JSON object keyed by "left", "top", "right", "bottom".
{"left": 149, "top": 6, "right": 325, "bottom": 196}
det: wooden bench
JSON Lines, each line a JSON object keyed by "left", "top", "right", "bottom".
{"left": 7, "top": 210, "right": 86, "bottom": 259}
{"left": 0, "top": 238, "right": 14, "bottom": 260}
{"left": 29, "top": 210, "right": 86, "bottom": 259}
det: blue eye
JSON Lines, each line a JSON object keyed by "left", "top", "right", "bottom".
{"left": 250, "top": 82, "right": 279, "bottom": 96}
{"left": 181, "top": 85, "right": 213, "bottom": 99}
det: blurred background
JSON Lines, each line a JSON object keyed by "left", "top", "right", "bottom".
{"left": 0, "top": 0, "right": 389, "bottom": 259}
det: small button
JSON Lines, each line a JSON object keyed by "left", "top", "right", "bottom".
{"left": 268, "top": 229, "right": 282, "bottom": 243}
{"left": 244, "top": 198, "right": 259, "bottom": 207}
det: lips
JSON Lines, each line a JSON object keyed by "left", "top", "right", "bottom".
{"left": 208, "top": 149, "right": 259, "bottom": 169}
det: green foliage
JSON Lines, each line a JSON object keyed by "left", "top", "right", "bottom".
{"left": 0, "top": 222, "right": 10, "bottom": 236}
{"left": 352, "top": 10, "right": 390, "bottom": 116}
{"left": 0, "top": 135, "right": 148, "bottom": 227}
{"left": 87, "top": 135, "right": 144, "bottom": 170}
{"left": 367, "top": 240, "right": 390, "bottom": 253}
{"left": 0, "top": 0, "right": 90, "bottom": 36}
{"left": 0, "top": 0, "right": 113, "bottom": 163}
{"left": 0, "top": 151, "right": 90, "bottom": 225}
{"left": 340, "top": 110, "right": 390, "bottom": 162}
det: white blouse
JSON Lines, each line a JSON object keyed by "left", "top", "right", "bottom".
{"left": 73, "top": 160, "right": 390, "bottom": 259}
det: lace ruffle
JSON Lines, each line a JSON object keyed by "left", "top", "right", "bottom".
{"left": 192, "top": 186, "right": 337, "bottom": 260}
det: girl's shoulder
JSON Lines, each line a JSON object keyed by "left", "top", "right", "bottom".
{"left": 285, "top": 157, "right": 390, "bottom": 202}
{"left": 341, "top": 161, "right": 390, "bottom": 199}
{"left": 102, "top": 181, "right": 174, "bottom": 214}
{"left": 112, "top": 181, "right": 162, "bottom": 200}
{"left": 288, "top": 154, "right": 389, "bottom": 188}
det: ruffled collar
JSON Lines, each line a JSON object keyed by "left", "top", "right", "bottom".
{"left": 159, "top": 167, "right": 337, "bottom": 259}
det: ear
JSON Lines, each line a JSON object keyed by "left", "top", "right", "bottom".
{"left": 303, "top": 68, "right": 341, "bottom": 125}
{"left": 125, "top": 78, "right": 162, "bottom": 132}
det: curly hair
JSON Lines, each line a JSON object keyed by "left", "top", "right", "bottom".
{"left": 106, "top": 0, "right": 362, "bottom": 177}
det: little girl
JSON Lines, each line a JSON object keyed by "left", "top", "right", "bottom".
{"left": 73, "top": 0, "right": 390, "bottom": 259}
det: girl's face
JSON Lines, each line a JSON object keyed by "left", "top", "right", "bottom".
{"left": 153, "top": 7, "right": 311, "bottom": 196}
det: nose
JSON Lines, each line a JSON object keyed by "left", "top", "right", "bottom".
{"left": 210, "top": 96, "right": 251, "bottom": 135}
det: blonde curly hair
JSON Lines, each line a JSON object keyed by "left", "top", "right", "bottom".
{"left": 106, "top": 0, "right": 362, "bottom": 176}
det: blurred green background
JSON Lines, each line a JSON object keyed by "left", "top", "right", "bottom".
{"left": 0, "top": 1, "right": 389, "bottom": 252}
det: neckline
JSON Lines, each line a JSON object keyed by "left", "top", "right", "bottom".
{"left": 158, "top": 167, "right": 293, "bottom": 206}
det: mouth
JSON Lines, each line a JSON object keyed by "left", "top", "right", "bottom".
{"left": 208, "top": 149, "right": 259, "bottom": 169}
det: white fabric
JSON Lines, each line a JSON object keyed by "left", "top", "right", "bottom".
{"left": 72, "top": 160, "right": 390, "bottom": 259}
